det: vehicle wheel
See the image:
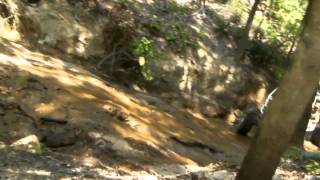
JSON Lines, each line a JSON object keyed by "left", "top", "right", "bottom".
{"left": 310, "top": 127, "right": 320, "bottom": 147}
{"left": 236, "top": 108, "right": 261, "bottom": 136}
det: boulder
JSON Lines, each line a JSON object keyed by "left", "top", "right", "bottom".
{"left": 10, "top": 134, "right": 41, "bottom": 153}
{"left": 9, "top": 0, "right": 110, "bottom": 58}
{"left": 206, "top": 170, "right": 235, "bottom": 180}
{"left": 43, "top": 130, "right": 77, "bottom": 148}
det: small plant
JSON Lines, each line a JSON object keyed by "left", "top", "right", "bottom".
{"left": 248, "top": 40, "right": 286, "bottom": 80}
{"left": 150, "top": 21, "right": 161, "bottom": 32}
{"left": 132, "top": 37, "right": 158, "bottom": 80}
{"left": 229, "top": 13, "right": 242, "bottom": 25}
{"left": 197, "top": 29, "right": 207, "bottom": 40}
{"left": 283, "top": 146, "right": 303, "bottom": 160}
{"left": 168, "top": 1, "right": 191, "bottom": 15}
{"left": 165, "top": 32, "right": 176, "bottom": 42}
{"left": 305, "top": 160, "right": 320, "bottom": 175}
{"left": 35, "top": 143, "right": 49, "bottom": 154}
{"left": 214, "top": 16, "right": 230, "bottom": 37}
{"left": 118, "top": 0, "right": 130, "bottom": 7}
{"left": 133, "top": 37, "right": 156, "bottom": 60}
{"left": 165, "top": 22, "right": 193, "bottom": 52}
{"left": 230, "top": 0, "right": 247, "bottom": 17}
{"left": 140, "top": 65, "right": 153, "bottom": 81}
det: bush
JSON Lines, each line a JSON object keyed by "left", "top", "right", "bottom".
{"left": 248, "top": 40, "right": 286, "bottom": 79}
{"left": 132, "top": 37, "right": 158, "bottom": 81}
{"left": 305, "top": 160, "right": 320, "bottom": 175}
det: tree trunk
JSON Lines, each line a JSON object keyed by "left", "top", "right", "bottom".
{"left": 236, "top": 1, "right": 320, "bottom": 179}
{"left": 290, "top": 90, "right": 316, "bottom": 147}
{"left": 235, "top": 0, "right": 261, "bottom": 62}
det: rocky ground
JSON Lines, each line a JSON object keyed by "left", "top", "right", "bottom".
{"left": 0, "top": 37, "right": 318, "bottom": 180}
{"left": 0, "top": 0, "right": 319, "bottom": 179}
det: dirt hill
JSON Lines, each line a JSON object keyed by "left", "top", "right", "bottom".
{"left": 0, "top": 0, "right": 315, "bottom": 179}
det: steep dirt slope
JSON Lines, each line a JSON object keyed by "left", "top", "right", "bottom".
{"left": 0, "top": 0, "right": 273, "bottom": 120}
{"left": 0, "top": 38, "right": 249, "bottom": 178}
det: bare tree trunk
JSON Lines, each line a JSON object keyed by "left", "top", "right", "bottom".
{"left": 236, "top": 1, "right": 320, "bottom": 179}
{"left": 235, "top": 0, "right": 262, "bottom": 62}
{"left": 290, "top": 90, "right": 316, "bottom": 147}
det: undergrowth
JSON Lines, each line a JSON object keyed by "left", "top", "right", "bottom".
{"left": 131, "top": 37, "right": 159, "bottom": 81}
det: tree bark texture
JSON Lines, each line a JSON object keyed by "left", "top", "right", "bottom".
{"left": 236, "top": 1, "right": 320, "bottom": 179}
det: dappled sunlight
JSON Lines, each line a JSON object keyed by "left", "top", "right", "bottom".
{"left": 0, "top": 0, "right": 265, "bottom": 175}
{"left": 0, "top": 0, "right": 315, "bottom": 178}
{"left": 26, "top": 169, "right": 52, "bottom": 176}
{"left": 0, "top": 39, "right": 249, "bottom": 168}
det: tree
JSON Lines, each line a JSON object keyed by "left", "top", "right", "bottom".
{"left": 289, "top": 91, "right": 315, "bottom": 147}
{"left": 236, "top": 1, "right": 320, "bottom": 179}
{"left": 235, "top": 0, "right": 262, "bottom": 62}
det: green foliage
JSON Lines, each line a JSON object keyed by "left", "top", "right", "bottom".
{"left": 249, "top": 40, "right": 286, "bottom": 79}
{"left": 132, "top": 37, "right": 158, "bottom": 81}
{"left": 140, "top": 65, "right": 153, "bottom": 81}
{"left": 283, "top": 146, "right": 303, "bottom": 160}
{"left": 150, "top": 21, "right": 161, "bottom": 32}
{"left": 167, "top": 1, "right": 191, "bottom": 15}
{"left": 34, "top": 143, "right": 49, "bottom": 154}
{"left": 133, "top": 37, "right": 156, "bottom": 60}
{"left": 283, "top": 148, "right": 320, "bottom": 175}
{"left": 259, "top": 0, "right": 307, "bottom": 50}
{"left": 215, "top": 13, "right": 242, "bottom": 38}
{"left": 305, "top": 160, "right": 320, "bottom": 175}
{"left": 165, "top": 22, "right": 193, "bottom": 52}
{"left": 249, "top": 41, "right": 283, "bottom": 65}
{"left": 197, "top": 28, "right": 207, "bottom": 40}
{"left": 229, "top": 13, "right": 242, "bottom": 25}
{"left": 118, "top": 0, "right": 129, "bottom": 7}
{"left": 230, "top": 0, "right": 248, "bottom": 17}
{"left": 231, "top": 28, "right": 246, "bottom": 41}
{"left": 165, "top": 32, "right": 176, "bottom": 42}
{"left": 214, "top": 16, "right": 230, "bottom": 37}
{"left": 229, "top": 0, "right": 307, "bottom": 80}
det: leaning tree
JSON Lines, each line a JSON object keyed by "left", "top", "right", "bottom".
{"left": 236, "top": 0, "right": 320, "bottom": 179}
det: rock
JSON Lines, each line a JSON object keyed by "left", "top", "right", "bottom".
{"left": 44, "top": 130, "right": 77, "bottom": 148}
{"left": 219, "top": 64, "right": 229, "bottom": 72}
{"left": 201, "top": 104, "right": 219, "bottom": 118}
{"left": 207, "top": 170, "right": 235, "bottom": 180}
{"left": 39, "top": 116, "right": 68, "bottom": 124}
{"left": 10, "top": 134, "right": 41, "bottom": 153}
{"left": 14, "top": 0, "right": 108, "bottom": 58}
{"left": 305, "top": 175, "right": 320, "bottom": 180}
{"left": 226, "top": 112, "right": 237, "bottom": 125}
{"left": 214, "top": 91, "right": 238, "bottom": 108}
{"left": 272, "top": 174, "right": 283, "bottom": 180}
{"left": 184, "top": 97, "right": 200, "bottom": 110}
{"left": 117, "top": 112, "right": 129, "bottom": 122}
{"left": 0, "top": 141, "right": 6, "bottom": 149}
{"left": 201, "top": 103, "right": 227, "bottom": 118}
{"left": 190, "top": 171, "right": 206, "bottom": 180}
{"left": 102, "top": 104, "right": 119, "bottom": 116}
{"left": 136, "top": 175, "right": 157, "bottom": 180}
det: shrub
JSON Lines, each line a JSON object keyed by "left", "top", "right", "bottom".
{"left": 132, "top": 37, "right": 158, "bottom": 80}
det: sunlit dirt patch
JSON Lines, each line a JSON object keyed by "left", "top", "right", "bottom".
{"left": 0, "top": 40, "right": 249, "bottom": 171}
